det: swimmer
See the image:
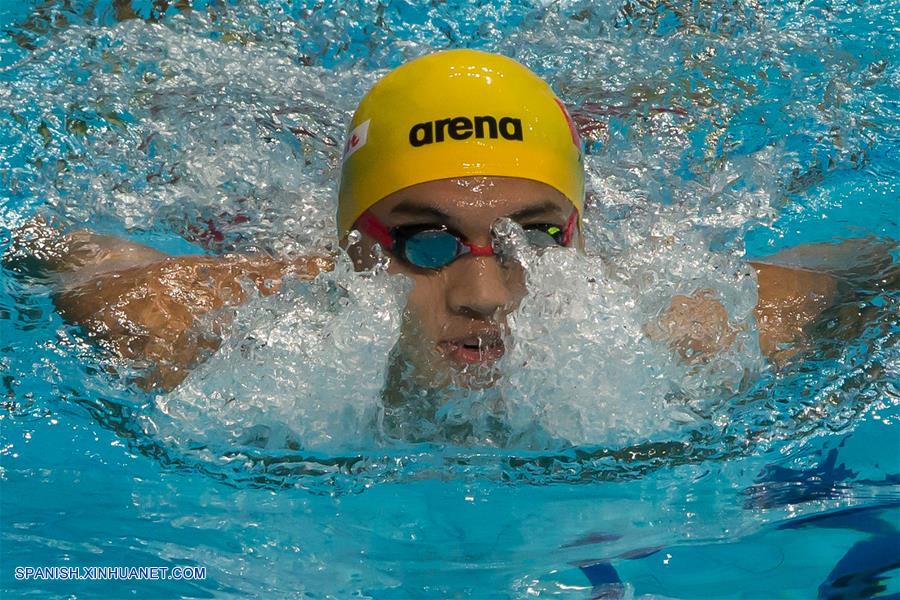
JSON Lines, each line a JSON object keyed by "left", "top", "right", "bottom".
{"left": 6, "top": 50, "right": 863, "bottom": 392}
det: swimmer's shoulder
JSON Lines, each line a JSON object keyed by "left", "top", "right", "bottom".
{"left": 749, "top": 247, "right": 846, "bottom": 360}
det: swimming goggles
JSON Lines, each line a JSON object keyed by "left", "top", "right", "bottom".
{"left": 353, "top": 209, "right": 578, "bottom": 269}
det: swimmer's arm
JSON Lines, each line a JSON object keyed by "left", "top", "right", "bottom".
{"left": 53, "top": 253, "right": 332, "bottom": 391}
{"left": 647, "top": 255, "right": 840, "bottom": 364}
{"left": 4, "top": 220, "right": 168, "bottom": 280}
{"left": 6, "top": 223, "right": 333, "bottom": 391}
{"left": 748, "top": 237, "right": 900, "bottom": 361}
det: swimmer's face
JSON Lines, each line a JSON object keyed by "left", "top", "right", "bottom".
{"left": 348, "top": 176, "right": 578, "bottom": 389}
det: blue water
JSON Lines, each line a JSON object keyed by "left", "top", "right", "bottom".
{"left": 1, "top": 0, "right": 899, "bottom": 598}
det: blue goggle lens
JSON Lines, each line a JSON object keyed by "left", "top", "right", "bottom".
{"left": 402, "top": 230, "right": 461, "bottom": 269}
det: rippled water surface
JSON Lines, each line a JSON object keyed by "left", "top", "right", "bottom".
{"left": 1, "top": 0, "right": 898, "bottom": 597}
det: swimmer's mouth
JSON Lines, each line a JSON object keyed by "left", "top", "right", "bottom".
{"left": 439, "top": 333, "right": 506, "bottom": 365}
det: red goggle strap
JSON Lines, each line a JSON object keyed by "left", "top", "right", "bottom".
{"left": 561, "top": 210, "right": 578, "bottom": 246}
{"left": 355, "top": 211, "right": 395, "bottom": 251}
{"left": 465, "top": 241, "right": 495, "bottom": 256}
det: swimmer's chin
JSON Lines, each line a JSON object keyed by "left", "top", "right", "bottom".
{"left": 426, "top": 338, "right": 503, "bottom": 390}
{"left": 406, "top": 356, "right": 503, "bottom": 392}
{"left": 388, "top": 339, "right": 504, "bottom": 392}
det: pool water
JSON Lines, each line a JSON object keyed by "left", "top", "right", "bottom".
{"left": 1, "top": 0, "right": 898, "bottom": 598}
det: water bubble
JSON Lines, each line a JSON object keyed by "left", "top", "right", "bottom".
{"left": 491, "top": 217, "right": 536, "bottom": 268}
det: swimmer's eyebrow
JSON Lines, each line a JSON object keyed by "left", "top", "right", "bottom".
{"left": 508, "top": 201, "right": 567, "bottom": 221}
{"left": 389, "top": 202, "right": 450, "bottom": 221}
{"left": 389, "top": 200, "right": 565, "bottom": 223}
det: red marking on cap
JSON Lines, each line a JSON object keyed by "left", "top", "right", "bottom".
{"left": 350, "top": 133, "right": 360, "bottom": 147}
{"left": 555, "top": 98, "right": 581, "bottom": 150}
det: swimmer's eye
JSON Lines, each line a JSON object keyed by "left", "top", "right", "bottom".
{"left": 522, "top": 223, "right": 566, "bottom": 248}
{"left": 391, "top": 223, "right": 460, "bottom": 238}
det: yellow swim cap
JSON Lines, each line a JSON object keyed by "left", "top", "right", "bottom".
{"left": 337, "top": 49, "right": 584, "bottom": 237}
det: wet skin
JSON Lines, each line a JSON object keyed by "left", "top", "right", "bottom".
{"left": 8, "top": 176, "right": 842, "bottom": 391}
{"left": 348, "top": 177, "right": 575, "bottom": 389}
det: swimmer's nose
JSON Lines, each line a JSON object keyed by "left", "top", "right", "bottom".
{"left": 446, "top": 255, "right": 525, "bottom": 319}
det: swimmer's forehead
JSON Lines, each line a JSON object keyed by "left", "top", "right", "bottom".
{"left": 372, "top": 177, "right": 574, "bottom": 226}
